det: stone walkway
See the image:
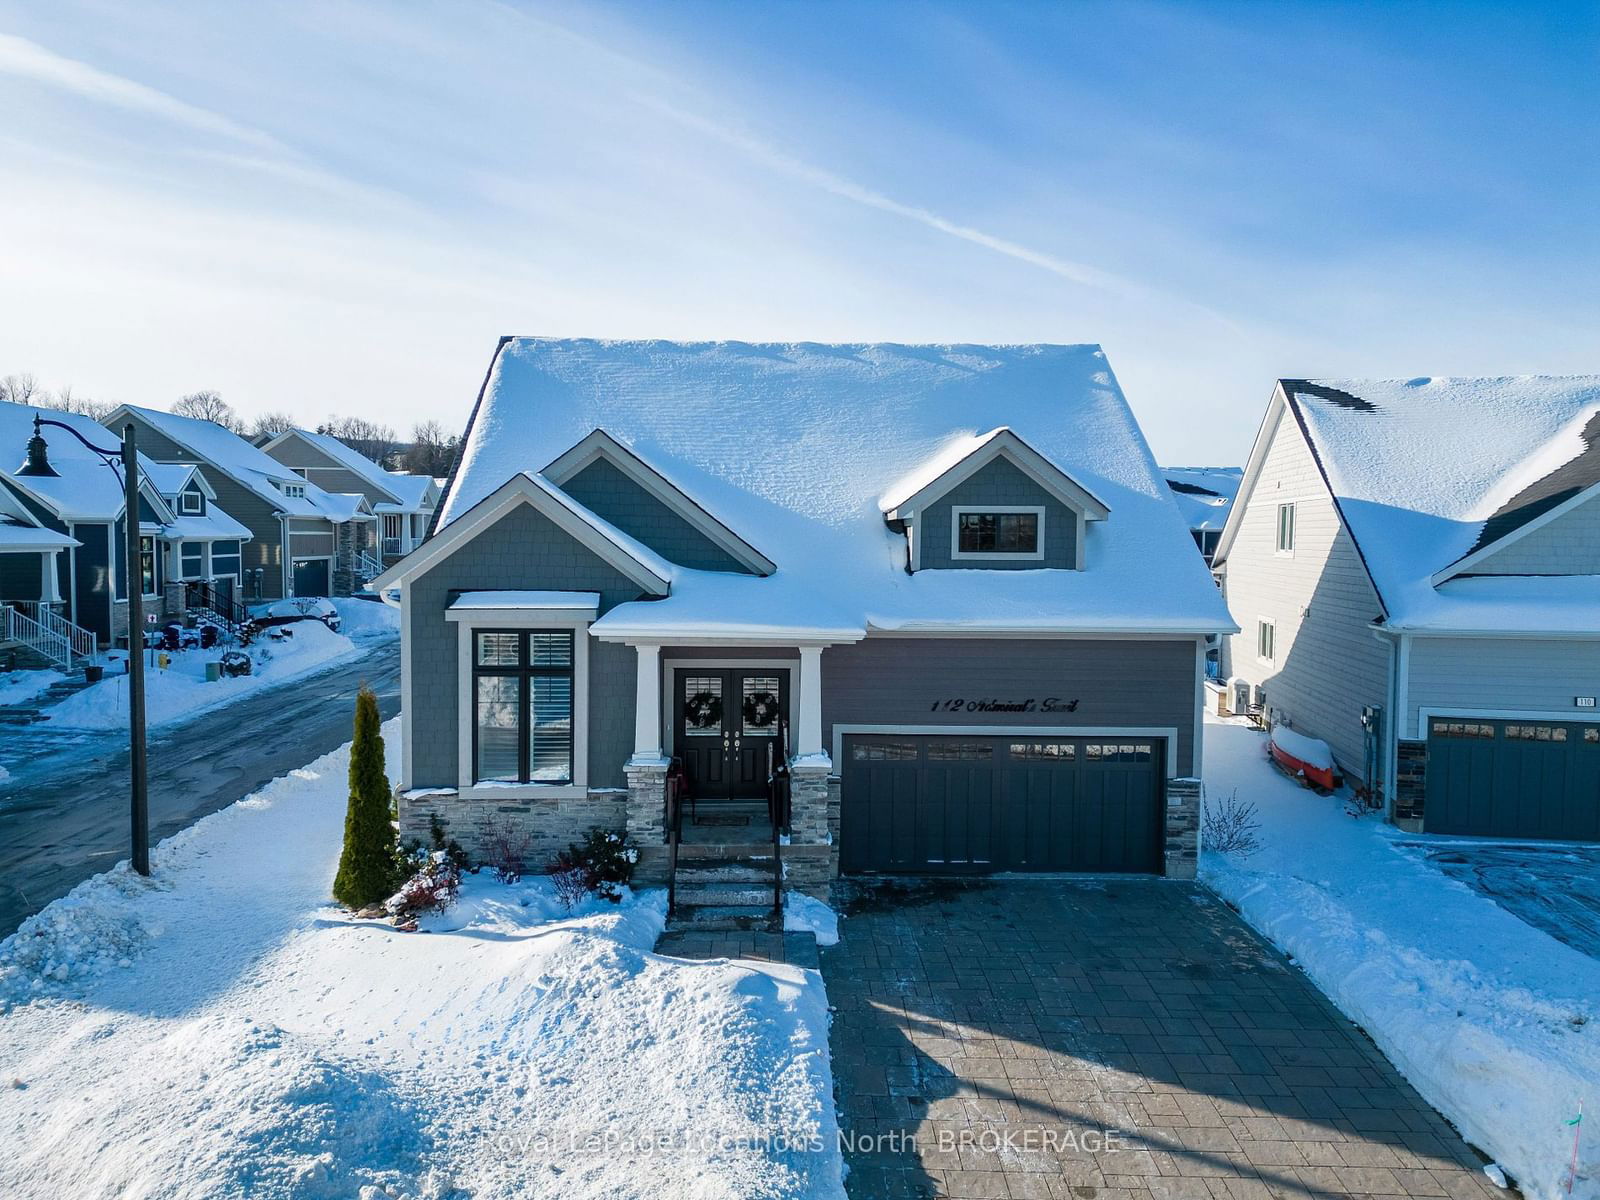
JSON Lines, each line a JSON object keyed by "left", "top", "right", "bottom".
{"left": 821, "top": 878, "right": 1501, "bottom": 1200}
{"left": 653, "top": 925, "right": 820, "bottom": 969}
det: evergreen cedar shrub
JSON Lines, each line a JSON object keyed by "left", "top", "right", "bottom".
{"left": 332, "top": 686, "right": 398, "bottom": 908}
{"left": 546, "top": 827, "right": 639, "bottom": 903}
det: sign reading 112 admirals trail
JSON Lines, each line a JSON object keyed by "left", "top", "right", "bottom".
{"left": 929, "top": 697, "right": 1081, "bottom": 714}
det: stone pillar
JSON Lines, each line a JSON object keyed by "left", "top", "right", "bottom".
{"left": 788, "top": 761, "right": 832, "bottom": 846}
{"left": 625, "top": 759, "right": 671, "bottom": 887}
{"left": 1393, "top": 740, "right": 1427, "bottom": 831}
{"left": 1164, "top": 776, "right": 1201, "bottom": 880}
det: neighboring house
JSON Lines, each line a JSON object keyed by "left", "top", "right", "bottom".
{"left": 259, "top": 428, "right": 438, "bottom": 565}
{"left": 103, "top": 406, "right": 380, "bottom": 599}
{"left": 1215, "top": 376, "right": 1600, "bottom": 843}
{"left": 374, "top": 339, "right": 1234, "bottom": 899}
{"left": 141, "top": 462, "right": 254, "bottom": 617}
{"left": 1164, "top": 466, "right": 1241, "bottom": 565}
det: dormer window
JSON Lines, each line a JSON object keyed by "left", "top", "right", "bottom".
{"left": 180, "top": 489, "right": 203, "bottom": 515}
{"left": 281, "top": 481, "right": 306, "bottom": 499}
{"left": 952, "top": 506, "right": 1044, "bottom": 561}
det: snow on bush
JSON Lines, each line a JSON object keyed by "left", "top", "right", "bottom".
{"left": 384, "top": 850, "right": 462, "bottom": 923}
{"left": 547, "top": 827, "right": 639, "bottom": 903}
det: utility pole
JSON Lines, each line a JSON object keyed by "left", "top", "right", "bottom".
{"left": 122, "top": 424, "right": 150, "bottom": 876}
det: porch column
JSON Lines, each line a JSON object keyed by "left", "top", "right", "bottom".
{"left": 631, "top": 642, "right": 663, "bottom": 761}
{"left": 797, "top": 645, "right": 824, "bottom": 759}
{"left": 41, "top": 550, "right": 63, "bottom": 605}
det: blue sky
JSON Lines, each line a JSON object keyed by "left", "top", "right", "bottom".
{"left": 1, "top": 0, "right": 1595, "bottom": 462}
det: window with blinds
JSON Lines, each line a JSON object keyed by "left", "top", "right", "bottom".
{"left": 472, "top": 629, "right": 574, "bottom": 784}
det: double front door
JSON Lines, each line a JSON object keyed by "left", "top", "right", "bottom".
{"left": 673, "top": 668, "right": 790, "bottom": 801}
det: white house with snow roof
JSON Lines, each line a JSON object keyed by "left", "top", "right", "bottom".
{"left": 1216, "top": 376, "right": 1600, "bottom": 843}
{"left": 103, "top": 405, "right": 381, "bottom": 600}
{"left": 258, "top": 427, "right": 438, "bottom": 566}
{"left": 373, "top": 338, "right": 1234, "bottom": 915}
{"left": 1164, "top": 466, "right": 1242, "bottom": 566}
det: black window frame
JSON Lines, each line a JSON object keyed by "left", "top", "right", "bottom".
{"left": 471, "top": 629, "right": 575, "bottom": 786}
{"left": 955, "top": 509, "right": 1041, "bottom": 556}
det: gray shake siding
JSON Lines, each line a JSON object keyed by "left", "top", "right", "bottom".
{"left": 560, "top": 457, "right": 750, "bottom": 573}
{"left": 407, "top": 502, "right": 648, "bottom": 790}
{"left": 115, "top": 414, "right": 292, "bottom": 599}
{"left": 917, "top": 456, "right": 1077, "bottom": 570}
{"left": 822, "top": 636, "right": 1199, "bottom": 775}
{"left": 1469, "top": 492, "right": 1600, "bottom": 575}
{"left": 263, "top": 438, "right": 393, "bottom": 505}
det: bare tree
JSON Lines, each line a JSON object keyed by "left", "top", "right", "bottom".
{"left": 41, "top": 384, "right": 114, "bottom": 421}
{"left": 172, "top": 389, "right": 239, "bottom": 429}
{"left": 318, "top": 415, "right": 398, "bottom": 467}
{"left": 400, "top": 420, "right": 459, "bottom": 478}
{"left": 250, "top": 411, "right": 298, "bottom": 441}
{"left": 0, "top": 372, "right": 40, "bottom": 406}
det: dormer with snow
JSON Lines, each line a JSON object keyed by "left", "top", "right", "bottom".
{"left": 882, "top": 428, "right": 1109, "bottom": 572}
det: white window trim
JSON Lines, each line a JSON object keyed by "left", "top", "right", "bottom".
{"left": 180, "top": 490, "right": 203, "bottom": 515}
{"left": 451, "top": 607, "right": 592, "bottom": 800}
{"left": 1275, "top": 502, "right": 1296, "bottom": 556}
{"left": 139, "top": 535, "right": 161, "bottom": 599}
{"left": 949, "top": 505, "right": 1047, "bottom": 562}
{"left": 1257, "top": 616, "right": 1276, "bottom": 665}
{"left": 177, "top": 540, "right": 210, "bottom": 582}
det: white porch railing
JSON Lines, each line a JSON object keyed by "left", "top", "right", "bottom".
{"left": 353, "top": 550, "right": 384, "bottom": 581}
{"left": 2, "top": 602, "right": 95, "bottom": 670}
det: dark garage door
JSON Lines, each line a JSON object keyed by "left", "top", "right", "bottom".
{"left": 840, "top": 735, "right": 1165, "bottom": 875}
{"left": 1426, "top": 719, "right": 1600, "bottom": 841}
{"left": 292, "top": 558, "right": 330, "bottom": 598}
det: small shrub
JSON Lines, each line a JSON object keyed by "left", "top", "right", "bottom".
{"left": 544, "top": 828, "right": 638, "bottom": 904}
{"left": 385, "top": 850, "right": 462, "bottom": 922}
{"left": 547, "top": 860, "right": 592, "bottom": 911}
{"left": 482, "top": 818, "right": 534, "bottom": 884}
{"left": 332, "top": 687, "right": 398, "bottom": 909}
{"left": 1202, "top": 789, "right": 1262, "bottom": 858}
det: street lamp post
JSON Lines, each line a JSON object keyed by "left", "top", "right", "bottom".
{"left": 19, "top": 415, "right": 150, "bottom": 876}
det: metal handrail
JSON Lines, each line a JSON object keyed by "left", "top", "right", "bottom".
{"left": 10, "top": 601, "right": 94, "bottom": 665}
{"left": 2, "top": 603, "right": 74, "bottom": 669}
{"left": 767, "top": 732, "right": 788, "bottom": 919}
{"left": 183, "top": 581, "right": 249, "bottom": 635}
{"left": 664, "top": 767, "right": 684, "bottom": 917}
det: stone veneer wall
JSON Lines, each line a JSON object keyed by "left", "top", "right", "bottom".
{"left": 1393, "top": 739, "right": 1427, "bottom": 831}
{"left": 397, "top": 787, "right": 629, "bottom": 868}
{"left": 1164, "top": 777, "right": 1200, "bottom": 880}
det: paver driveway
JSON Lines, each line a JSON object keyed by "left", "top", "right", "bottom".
{"left": 821, "top": 878, "right": 1500, "bottom": 1200}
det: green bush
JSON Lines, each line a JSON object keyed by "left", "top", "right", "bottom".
{"left": 548, "top": 827, "right": 638, "bottom": 903}
{"left": 332, "top": 686, "right": 398, "bottom": 908}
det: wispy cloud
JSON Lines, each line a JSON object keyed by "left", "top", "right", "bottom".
{"left": 0, "top": 32, "right": 281, "bottom": 150}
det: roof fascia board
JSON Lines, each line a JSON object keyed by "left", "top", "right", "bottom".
{"left": 262, "top": 428, "right": 404, "bottom": 504}
{"left": 542, "top": 429, "right": 777, "bottom": 576}
{"left": 886, "top": 431, "right": 1110, "bottom": 523}
{"left": 1211, "top": 386, "right": 1285, "bottom": 566}
{"left": 371, "top": 473, "right": 670, "bottom": 595}
{"left": 427, "top": 336, "right": 511, "bottom": 542}
{"left": 1431, "top": 476, "right": 1600, "bottom": 585}
{"left": 105, "top": 404, "right": 290, "bottom": 517}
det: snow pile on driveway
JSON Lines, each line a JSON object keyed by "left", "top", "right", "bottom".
{"left": 0, "top": 721, "right": 844, "bottom": 1199}
{"left": 1204, "top": 716, "right": 1599, "bottom": 1200}
{"left": 0, "top": 668, "right": 65, "bottom": 708}
{"left": 40, "top": 619, "right": 360, "bottom": 731}
{"left": 331, "top": 595, "right": 400, "bottom": 639}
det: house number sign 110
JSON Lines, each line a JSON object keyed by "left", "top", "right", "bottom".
{"left": 929, "top": 697, "right": 1081, "bottom": 714}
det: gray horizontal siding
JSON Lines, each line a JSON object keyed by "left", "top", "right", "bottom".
{"left": 407, "top": 500, "right": 648, "bottom": 790}
{"left": 917, "top": 456, "right": 1077, "bottom": 571}
{"left": 1406, "top": 637, "right": 1600, "bottom": 738}
{"left": 822, "top": 636, "right": 1199, "bottom": 775}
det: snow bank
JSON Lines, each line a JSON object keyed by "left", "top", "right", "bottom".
{"left": 1204, "top": 716, "right": 1599, "bottom": 1200}
{"left": 0, "top": 719, "right": 845, "bottom": 1199}
{"left": 41, "top": 620, "right": 359, "bottom": 730}
{"left": 1269, "top": 723, "right": 1334, "bottom": 771}
{"left": 331, "top": 596, "right": 400, "bottom": 639}
{"left": 0, "top": 668, "right": 64, "bottom": 708}
{"left": 784, "top": 893, "right": 840, "bottom": 946}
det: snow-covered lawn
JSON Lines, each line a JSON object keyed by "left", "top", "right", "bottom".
{"left": 0, "top": 720, "right": 843, "bottom": 1200}
{"left": 0, "top": 668, "right": 65, "bottom": 708}
{"left": 40, "top": 620, "right": 362, "bottom": 731}
{"left": 1203, "top": 715, "right": 1599, "bottom": 1200}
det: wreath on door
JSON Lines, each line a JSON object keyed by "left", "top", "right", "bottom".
{"left": 684, "top": 690, "right": 723, "bottom": 730}
{"left": 742, "top": 690, "right": 781, "bottom": 729}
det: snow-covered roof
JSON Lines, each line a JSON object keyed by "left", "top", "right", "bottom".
{"left": 161, "top": 512, "right": 252, "bottom": 542}
{"left": 1241, "top": 377, "right": 1600, "bottom": 633}
{"left": 1163, "top": 467, "right": 1241, "bottom": 533}
{"left": 448, "top": 590, "right": 601, "bottom": 611}
{"left": 272, "top": 428, "right": 404, "bottom": 503}
{"left": 109, "top": 406, "right": 358, "bottom": 523}
{"left": 379, "top": 473, "right": 435, "bottom": 510}
{"left": 432, "top": 339, "right": 1232, "bottom": 638}
{"left": 320, "top": 492, "right": 375, "bottom": 522}
{"left": 142, "top": 461, "right": 204, "bottom": 497}
{"left": 0, "top": 400, "right": 170, "bottom": 523}
{"left": 0, "top": 516, "right": 77, "bottom": 551}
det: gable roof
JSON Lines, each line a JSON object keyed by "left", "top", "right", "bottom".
{"left": 378, "top": 473, "right": 437, "bottom": 512}
{"left": 105, "top": 405, "right": 357, "bottom": 523}
{"left": 542, "top": 428, "right": 776, "bottom": 575}
{"left": 880, "top": 426, "right": 1111, "bottom": 521}
{"left": 1163, "top": 467, "right": 1241, "bottom": 533}
{"left": 427, "top": 339, "right": 1231, "bottom": 638}
{"left": 1219, "top": 376, "right": 1600, "bottom": 633}
{"left": 0, "top": 482, "right": 77, "bottom": 551}
{"left": 0, "top": 400, "right": 168, "bottom": 523}
{"left": 373, "top": 471, "right": 672, "bottom": 597}
{"left": 262, "top": 428, "right": 405, "bottom": 505}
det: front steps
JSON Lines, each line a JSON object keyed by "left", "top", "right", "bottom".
{"left": 0, "top": 669, "right": 98, "bottom": 726}
{"left": 669, "top": 847, "right": 783, "bottom": 932}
